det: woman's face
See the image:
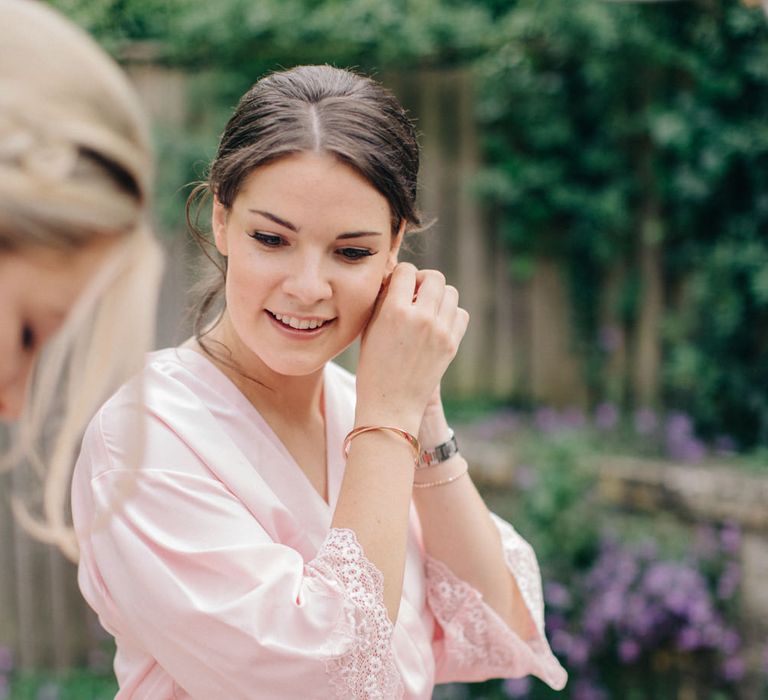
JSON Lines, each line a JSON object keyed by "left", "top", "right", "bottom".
{"left": 212, "top": 151, "right": 402, "bottom": 378}
{"left": 0, "top": 239, "right": 116, "bottom": 420}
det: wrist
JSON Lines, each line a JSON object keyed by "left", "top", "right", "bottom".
{"left": 354, "top": 408, "right": 422, "bottom": 437}
{"left": 343, "top": 425, "right": 421, "bottom": 468}
{"left": 418, "top": 409, "right": 451, "bottom": 448}
{"left": 413, "top": 454, "right": 469, "bottom": 489}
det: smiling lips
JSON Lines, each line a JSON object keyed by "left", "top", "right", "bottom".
{"left": 269, "top": 311, "right": 335, "bottom": 331}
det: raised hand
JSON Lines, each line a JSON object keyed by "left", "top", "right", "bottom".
{"left": 355, "top": 263, "right": 469, "bottom": 434}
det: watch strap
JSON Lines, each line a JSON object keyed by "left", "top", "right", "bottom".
{"left": 418, "top": 430, "right": 459, "bottom": 468}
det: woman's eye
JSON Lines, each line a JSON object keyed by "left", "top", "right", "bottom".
{"left": 21, "top": 324, "right": 35, "bottom": 351}
{"left": 338, "top": 247, "right": 374, "bottom": 261}
{"left": 249, "top": 232, "right": 284, "bottom": 247}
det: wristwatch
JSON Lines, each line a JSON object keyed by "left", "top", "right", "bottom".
{"left": 419, "top": 429, "right": 460, "bottom": 468}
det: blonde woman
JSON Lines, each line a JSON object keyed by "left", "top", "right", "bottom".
{"left": 0, "top": 0, "right": 163, "bottom": 560}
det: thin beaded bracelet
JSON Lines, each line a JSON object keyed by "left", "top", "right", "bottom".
{"left": 343, "top": 425, "right": 421, "bottom": 468}
{"left": 413, "top": 466, "right": 469, "bottom": 489}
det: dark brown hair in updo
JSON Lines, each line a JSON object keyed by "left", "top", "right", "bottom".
{"left": 186, "top": 65, "right": 421, "bottom": 342}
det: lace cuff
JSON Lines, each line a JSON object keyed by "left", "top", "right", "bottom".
{"left": 491, "top": 513, "right": 546, "bottom": 637}
{"left": 425, "top": 518, "right": 567, "bottom": 690}
{"left": 306, "top": 528, "right": 404, "bottom": 700}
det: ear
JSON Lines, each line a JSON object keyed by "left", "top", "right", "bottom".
{"left": 211, "top": 196, "right": 230, "bottom": 257}
{"left": 385, "top": 219, "right": 406, "bottom": 274}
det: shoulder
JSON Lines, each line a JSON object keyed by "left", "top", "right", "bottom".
{"left": 78, "top": 347, "right": 224, "bottom": 479}
{"left": 98, "top": 347, "right": 209, "bottom": 427}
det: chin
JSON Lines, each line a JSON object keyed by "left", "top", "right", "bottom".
{"left": 256, "top": 351, "right": 330, "bottom": 378}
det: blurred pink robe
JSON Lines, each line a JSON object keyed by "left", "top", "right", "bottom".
{"left": 72, "top": 348, "right": 567, "bottom": 699}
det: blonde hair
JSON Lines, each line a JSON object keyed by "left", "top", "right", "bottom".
{"left": 0, "top": 0, "right": 163, "bottom": 561}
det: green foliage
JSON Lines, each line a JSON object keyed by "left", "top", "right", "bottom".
{"left": 47, "top": 0, "right": 176, "bottom": 50}
{"left": 49, "top": 0, "right": 497, "bottom": 72}
{"left": 477, "top": 0, "right": 768, "bottom": 448}
{"left": 8, "top": 669, "right": 117, "bottom": 699}
{"left": 665, "top": 237, "right": 768, "bottom": 445}
{"left": 166, "top": 0, "right": 495, "bottom": 71}
{"left": 507, "top": 432, "right": 601, "bottom": 579}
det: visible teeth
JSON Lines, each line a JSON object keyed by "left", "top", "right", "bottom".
{"left": 272, "top": 313, "right": 328, "bottom": 330}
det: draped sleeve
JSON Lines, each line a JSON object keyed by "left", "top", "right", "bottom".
{"left": 427, "top": 514, "right": 567, "bottom": 690}
{"left": 73, "top": 385, "right": 403, "bottom": 699}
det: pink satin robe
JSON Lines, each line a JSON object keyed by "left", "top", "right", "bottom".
{"left": 72, "top": 348, "right": 567, "bottom": 699}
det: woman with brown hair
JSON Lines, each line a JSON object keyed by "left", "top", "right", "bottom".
{"left": 73, "top": 65, "right": 566, "bottom": 698}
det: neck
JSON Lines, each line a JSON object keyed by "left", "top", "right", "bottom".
{"left": 194, "top": 315, "right": 325, "bottom": 422}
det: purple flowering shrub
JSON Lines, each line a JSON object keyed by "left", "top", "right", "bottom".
{"left": 438, "top": 524, "right": 751, "bottom": 700}
{"left": 539, "top": 525, "right": 746, "bottom": 699}
{"left": 518, "top": 440, "right": 745, "bottom": 697}
{"left": 456, "top": 400, "right": 737, "bottom": 465}
{"left": 439, "top": 409, "right": 762, "bottom": 700}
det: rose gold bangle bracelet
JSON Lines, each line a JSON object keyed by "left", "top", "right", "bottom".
{"left": 343, "top": 425, "right": 421, "bottom": 467}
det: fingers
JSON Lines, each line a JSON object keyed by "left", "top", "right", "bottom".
{"left": 387, "top": 265, "right": 446, "bottom": 311}
{"left": 404, "top": 264, "right": 468, "bottom": 325}
{"left": 363, "top": 263, "right": 415, "bottom": 340}
{"left": 436, "top": 283, "right": 458, "bottom": 319}
{"left": 356, "top": 263, "right": 469, "bottom": 420}
{"left": 383, "top": 263, "right": 468, "bottom": 345}
{"left": 413, "top": 269, "right": 445, "bottom": 311}
{"left": 453, "top": 307, "right": 470, "bottom": 346}
{"left": 385, "top": 262, "right": 417, "bottom": 307}
{"left": 414, "top": 267, "right": 469, "bottom": 351}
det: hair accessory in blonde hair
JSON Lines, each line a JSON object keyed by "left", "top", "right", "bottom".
{"left": 23, "top": 140, "right": 78, "bottom": 182}
{"left": 0, "top": 112, "right": 78, "bottom": 182}
{"left": 0, "top": 115, "right": 28, "bottom": 156}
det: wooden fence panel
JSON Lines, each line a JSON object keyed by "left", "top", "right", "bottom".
{"left": 491, "top": 232, "right": 523, "bottom": 399}
{"left": 0, "top": 472, "right": 18, "bottom": 657}
{"left": 530, "top": 259, "right": 589, "bottom": 407}
{"left": 0, "top": 470, "right": 91, "bottom": 671}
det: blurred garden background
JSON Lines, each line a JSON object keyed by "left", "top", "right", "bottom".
{"left": 1, "top": 0, "right": 768, "bottom": 697}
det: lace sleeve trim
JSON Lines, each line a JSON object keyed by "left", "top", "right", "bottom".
{"left": 305, "top": 528, "right": 404, "bottom": 700}
{"left": 424, "top": 518, "right": 568, "bottom": 691}
{"left": 490, "top": 513, "right": 546, "bottom": 637}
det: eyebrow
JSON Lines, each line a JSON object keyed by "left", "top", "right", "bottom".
{"left": 250, "top": 209, "right": 297, "bottom": 231}
{"left": 249, "top": 209, "right": 384, "bottom": 239}
{"left": 337, "top": 231, "right": 384, "bottom": 239}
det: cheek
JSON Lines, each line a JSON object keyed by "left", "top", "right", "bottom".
{"left": 224, "top": 253, "right": 267, "bottom": 301}
{"left": 0, "top": 323, "right": 19, "bottom": 386}
{"left": 343, "top": 268, "right": 387, "bottom": 316}
{"left": 0, "top": 344, "right": 35, "bottom": 420}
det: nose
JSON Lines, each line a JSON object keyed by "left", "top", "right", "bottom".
{"left": 281, "top": 252, "right": 333, "bottom": 305}
{"left": 0, "top": 360, "right": 32, "bottom": 421}
{"left": 0, "top": 318, "right": 34, "bottom": 421}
